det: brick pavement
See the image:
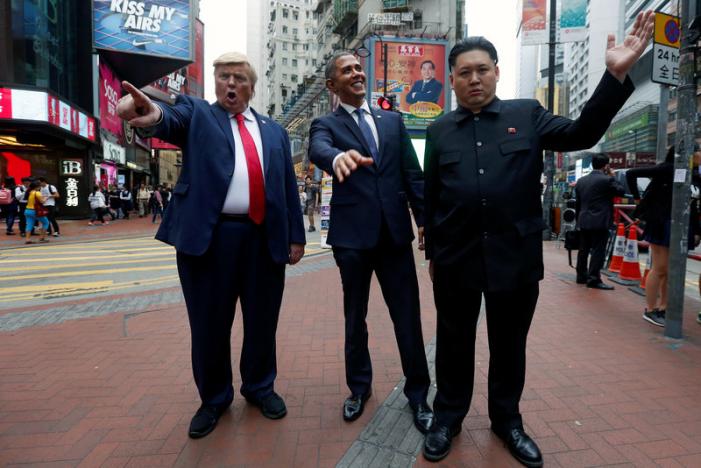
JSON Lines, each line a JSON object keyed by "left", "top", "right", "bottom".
{"left": 2, "top": 232, "right": 701, "bottom": 467}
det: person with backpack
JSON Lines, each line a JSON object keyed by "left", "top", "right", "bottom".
{"left": 38, "top": 177, "right": 61, "bottom": 237}
{"left": 87, "top": 185, "right": 109, "bottom": 226}
{"left": 0, "top": 177, "right": 18, "bottom": 235}
{"left": 14, "top": 178, "right": 30, "bottom": 236}
{"left": 23, "top": 180, "right": 50, "bottom": 244}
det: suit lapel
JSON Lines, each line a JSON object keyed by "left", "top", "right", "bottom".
{"left": 252, "top": 108, "right": 272, "bottom": 177}
{"left": 369, "top": 110, "right": 384, "bottom": 167}
{"left": 210, "top": 103, "right": 236, "bottom": 158}
{"left": 335, "top": 107, "right": 374, "bottom": 162}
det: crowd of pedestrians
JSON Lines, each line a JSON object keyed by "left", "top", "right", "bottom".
{"left": 0, "top": 176, "right": 174, "bottom": 243}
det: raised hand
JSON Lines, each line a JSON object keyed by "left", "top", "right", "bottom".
{"left": 334, "top": 149, "right": 374, "bottom": 182}
{"left": 605, "top": 10, "right": 655, "bottom": 82}
{"left": 117, "top": 81, "right": 162, "bottom": 127}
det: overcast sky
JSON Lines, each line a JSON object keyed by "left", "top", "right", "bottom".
{"left": 199, "top": 0, "right": 518, "bottom": 101}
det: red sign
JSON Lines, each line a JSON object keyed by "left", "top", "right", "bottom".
{"left": 48, "top": 95, "right": 59, "bottom": 125}
{"left": 151, "top": 137, "right": 180, "bottom": 150}
{"left": 99, "top": 61, "right": 125, "bottom": 138}
{"left": 0, "top": 88, "right": 12, "bottom": 119}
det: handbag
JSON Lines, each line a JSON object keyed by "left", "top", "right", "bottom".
{"left": 35, "top": 200, "right": 48, "bottom": 217}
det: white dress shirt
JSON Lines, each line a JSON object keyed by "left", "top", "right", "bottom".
{"left": 221, "top": 106, "right": 265, "bottom": 215}
{"left": 332, "top": 101, "right": 379, "bottom": 171}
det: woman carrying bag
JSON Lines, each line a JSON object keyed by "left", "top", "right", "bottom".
{"left": 23, "top": 180, "right": 50, "bottom": 244}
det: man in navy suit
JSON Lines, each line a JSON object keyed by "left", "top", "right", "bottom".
{"left": 117, "top": 52, "right": 305, "bottom": 439}
{"left": 406, "top": 60, "right": 443, "bottom": 105}
{"left": 309, "top": 52, "right": 433, "bottom": 433}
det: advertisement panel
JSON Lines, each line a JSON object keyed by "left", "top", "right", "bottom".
{"left": 187, "top": 19, "right": 205, "bottom": 98}
{"left": 93, "top": 0, "right": 193, "bottom": 60}
{"left": 560, "top": 0, "right": 588, "bottom": 43}
{"left": 99, "top": 61, "right": 125, "bottom": 138}
{"left": 519, "top": 0, "right": 547, "bottom": 46}
{"left": 371, "top": 39, "right": 449, "bottom": 130}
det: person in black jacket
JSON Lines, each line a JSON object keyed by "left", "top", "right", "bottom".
{"left": 627, "top": 145, "right": 701, "bottom": 327}
{"left": 422, "top": 11, "right": 653, "bottom": 465}
{"left": 574, "top": 153, "right": 625, "bottom": 289}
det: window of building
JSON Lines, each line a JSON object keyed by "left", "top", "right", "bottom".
{"left": 292, "top": 43, "right": 297, "bottom": 50}
{"left": 282, "top": 26, "right": 288, "bottom": 34}
{"left": 312, "top": 59, "right": 317, "bottom": 66}
{"left": 282, "top": 89, "right": 287, "bottom": 98}
{"left": 293, "top": 11, "right": 299, "bottom": 20}
{"left": 293, "top": 28, "right": 298, "bottom": 36}
{"left": 282, "top": 8, "right": 288, "bottom": 18}
{"left": 282, "top": 58, "right": 288, "bottom": 65}
{"left": 282, "top": 42, "right": 288, "bottom": 50}
{"left": 283, "top": 74, "right": 288, "bottom": 80}
{"left": 306, "top": 11, "right": 310, "bottom": 18}
{"left": 291, "top": 74, "right": 298, "bottom": 82}
{"left": 292, "top": 59, "right": 298, "bottom": 67}
{"left": 303, "top": 44, "right": 309, "bottom": 51}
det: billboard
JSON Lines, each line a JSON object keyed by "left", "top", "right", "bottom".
{"left": 99, "top": 60, "right": 125, "bottom": 139}
{"left": 0, "top": 88, "right": 96, "bottom": 142}
{"left": 560, "top": 0, "right": 588, "bottom": 43}
{"left": 369, "top": 39, "right": 449, "bottom": 130}
{"left": 519, "top": 0, "right": 547, "bottom": 45}
{"left": 93, "top": 0, "right": 193, "bottom": 60}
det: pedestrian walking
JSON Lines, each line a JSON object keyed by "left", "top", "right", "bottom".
{"left": 627, "top": 145, "right": 701, "bottom": 327}
{"left": 119, "top": 185, "right": 133, "bottom": 219}
{"left": 1, "top": 177, "right": 18, "bottom": 235}
{"left": 23, "top": 180, "right": 50, "bottom": 244}
{"left": 309, "top": 52, "right": 433, "bottom": 434}
{"left": 150, "top": 185, "right": 164, "bottom": 223}
{"left": 38, "top": 177, "right": 60, "bottom": 237}
{"left": 117, "top": 51, "right": 305, "bottom": 439}
{"left": 15, "top": 177, "right": 30, "bottom": 236}
{"left": 108, "top": 184, "right": 121, "bottom": 220}
{"left": 137, "top": 183, "right": 149, "bottom": 217}
{"left": 574, "top": 153, "right": 625, "bottom": 290}
{"left": 304, "top": 175, "right": 319, "bottom": 232}
{"left": 422, "top": 12, "right": 654, "bottom": 465}
{"left": 87, "top": 185, "right": 109, "bottom": 225}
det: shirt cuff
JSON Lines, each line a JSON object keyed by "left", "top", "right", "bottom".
{"left": 332, "top": 152, "right": 345, "bottom": 172}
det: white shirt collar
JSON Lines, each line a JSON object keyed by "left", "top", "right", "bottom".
{"left": 340, "top": 100, "right": 372, "bottom": 116}
{"left": 230, "top": 106, "right": 255, "bottom": 122}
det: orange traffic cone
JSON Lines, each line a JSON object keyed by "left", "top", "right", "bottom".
{"left": 608, "top": 223, "right": 626, "bottom": 273}
{"left": 640, "top": 250, "right": 652, "bottom": 289}
{"left": 619, "top": 227, "right": 642, "bottom": 281}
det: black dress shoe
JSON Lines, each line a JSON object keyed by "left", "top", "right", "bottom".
{"left": 188, "top": 405, "right": 226, "bottom": 439}
{"left": 423, "top": 424, "right": 461, "bottom": 462}
{"left": 575, "top": 278, "right": 587, "bottom": 284}
{"left": 497, "top": 428, "right": 543, "bottom": 468}
{"left": 587, "top": 281, "right": 614, "bottom": 290}
{"left": 246, "top": 392, "right": 287, "bottom": 419}
{"left": 409, "top": 401, "right": 434, "bottom": 434}
{"left": 343, "top": 391, "right": 371, "bottom": 421}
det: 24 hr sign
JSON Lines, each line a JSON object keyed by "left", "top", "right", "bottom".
{"left": 652, "top": 43, "right": 680, "bottom": 86}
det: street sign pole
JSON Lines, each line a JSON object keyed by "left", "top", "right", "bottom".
{"left": 666, "top": 2, "right": 697, "bottom": 338}
{"left": 542, "top": 0, "right": 557, "bottom": 240}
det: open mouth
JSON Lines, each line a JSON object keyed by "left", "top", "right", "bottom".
{"left": 226, "top": 91, "right": 237, "bottom": 101}
{"left": 351, "top": 80, "right": 364, "bottom": 90}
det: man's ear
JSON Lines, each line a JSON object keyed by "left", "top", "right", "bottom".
{"left": 325, "top": 79, "right": 336, "bottom": 93}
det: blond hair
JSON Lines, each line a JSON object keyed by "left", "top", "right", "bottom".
{"left": 212, "top": 52, "right": 258, "bottom": 88}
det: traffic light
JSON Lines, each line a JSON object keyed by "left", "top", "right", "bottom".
{"left": 377, "top": 94, "right": 396, "bottom": 111}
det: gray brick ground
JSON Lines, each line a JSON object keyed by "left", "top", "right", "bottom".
{"left": 337, "top": 340, "right": 437, "bottom": 468}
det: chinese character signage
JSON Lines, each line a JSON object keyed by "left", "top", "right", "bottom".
{"left": 370, "top": 39, "right": 449, "bottom": 130}
{"left": 651, "top": 12, "right": 680, "bottom": 86}
{"left": 64, "top": 177, "right": 80, "bottom": 207}
{"left": 93, "top": 0, "right": 193, "bottom": 61}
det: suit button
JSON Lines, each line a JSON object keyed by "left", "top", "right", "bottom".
{"left": 483, "top": 232, "right": 488, "bottom": 239}
{"left": 478, "top": 168, "right": 485, "bottom": 175}
{"left": 476, "top": 141, "right": 483, "bottom": 147}
{"left": 481, "top": 199, "right": 487, "bottom": 206}
{"left": 474, "top": 116, "right": 480, "bottom": 121}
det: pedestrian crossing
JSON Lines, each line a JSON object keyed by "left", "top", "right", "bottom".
{"left": 0, "top": 237, "right": 329, "bottom": 308}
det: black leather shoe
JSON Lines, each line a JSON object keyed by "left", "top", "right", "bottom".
{"left": 497, "top": 428, "right": 543, "bottom": 468}
{"left": 188, "top": 405, "right": 225, "bottom": 439}
{"left": 575, "top": 278, "right": 587, "bottom": 284}
{"left": 423, "top": 424, "right": 461, "bottom": 462}
{"left": 587, "top": 281, "right": 614, "bottom": 290}
{"left": 343, "top": 391, "right": 371, "bottom": 421}
{"left": 409, "top": 401, "right": 434, "bottom": 434}
{"left": 246, "top": 392, "right": 287, "bottom": 419}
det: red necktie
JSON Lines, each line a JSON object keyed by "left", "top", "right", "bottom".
{"left": 235, "top": 113, "right": 265, "bottom": 224}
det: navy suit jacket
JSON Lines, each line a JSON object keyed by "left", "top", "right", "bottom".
{"left": 145, "top": 95, "right": 305, "bottom": 263}
{"left": 309, "top": 106, "right": 423, "bottom": 249}
{"left": 405, "top": 78, "right": 443, "bottom": 104}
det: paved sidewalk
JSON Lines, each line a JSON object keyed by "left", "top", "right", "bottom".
{"left": 1, "top": 235, "right": 701, "bottom": 466}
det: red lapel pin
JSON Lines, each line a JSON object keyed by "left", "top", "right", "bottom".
{"left": 508, "top": 127, "right": 517, "bottom": 134}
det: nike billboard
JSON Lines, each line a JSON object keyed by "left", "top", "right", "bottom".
{"left": 93, "top": 0, "right": 193, "bottom": 61}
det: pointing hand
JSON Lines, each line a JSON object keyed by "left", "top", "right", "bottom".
{"left": 117, "top": 81, "right": 162, "bottom": 127}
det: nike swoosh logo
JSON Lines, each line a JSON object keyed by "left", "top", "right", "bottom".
{"left": 132, "top": 40, "right": 150, "bottom": 47}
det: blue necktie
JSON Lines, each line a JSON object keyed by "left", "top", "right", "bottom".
{"left": 354, "top": 109, "right": 379, "bottom": 162}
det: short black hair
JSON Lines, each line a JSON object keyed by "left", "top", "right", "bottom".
{"left": 38, "top": 177, "right": 47, "bottom": 183}
{"left": 325, "top": 51, "right": 356, "bottom": 81}
{"left": 448, "top": 37, "right": 498, "bottom": 71}
{"left": 420, "top": 60, "right": 435, "bottom": 70}
{"left": 591, "top": 153, "right": 610, "bottom": 170}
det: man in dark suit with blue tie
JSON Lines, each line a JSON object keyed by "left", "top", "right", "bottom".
{"left": 406, "top": 60, "right": 443, "bottom": 105}
{"left": 309, "top": 52, "right": 433, "bottom": 433}
{"left": 117, "top": 52, "right": 305, "bottom": 439}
